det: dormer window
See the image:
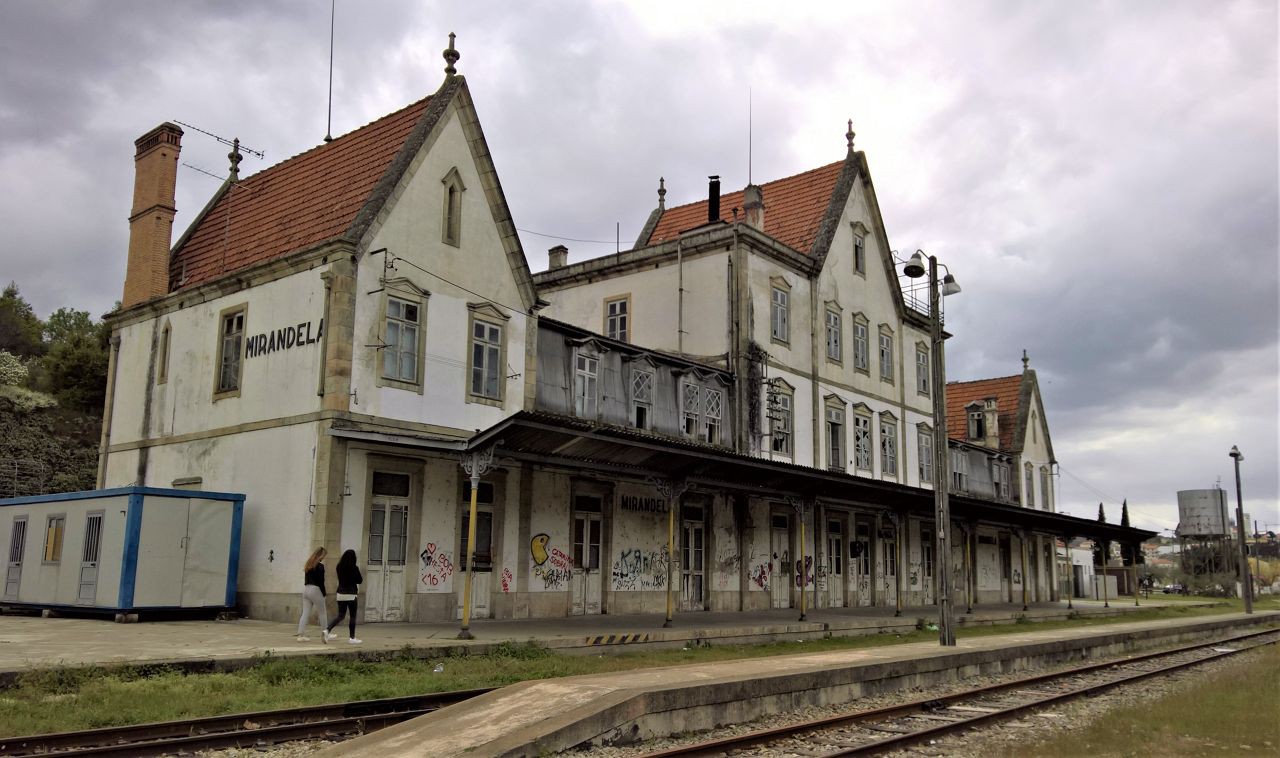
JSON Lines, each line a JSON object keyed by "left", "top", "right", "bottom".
{"left": 574, "top": 352, "right": 599, "bottom": 418}
{"left": 967, "top": 405, "right": 985, "bottom": 440}
{"left": 631, "top": 367, "right": 653, "bottom": 429}
{"left": 681, "top": 382, "right": 701, "bottom": 438}
{"left": 441, "top": 167, "right": 466, "bottom": 247}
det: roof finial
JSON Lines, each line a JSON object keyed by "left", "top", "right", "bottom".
{"left": 443, "top": 32, "right": 460, "bottom": 76}
{"left": 1022, "top": 349, "right": 1030, "bottom": 371}
{"left": 228, "top": 138, "right": 243, "bottom": 182}
{"left": 846, "top": 118, "right": 856, "bottom": 154}
{"left": 657, "top": 177, "right": 666, "bottom": 210}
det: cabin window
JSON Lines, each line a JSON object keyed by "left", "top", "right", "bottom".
{"left": 43, "top": 515, "right": 65, "bottom": 563}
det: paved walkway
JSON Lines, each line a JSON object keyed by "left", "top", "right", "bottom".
{"left": 0, "top": 599, "right": 1201, "bottom": 674}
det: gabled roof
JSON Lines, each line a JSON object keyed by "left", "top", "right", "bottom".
{"left": 945, "top": 374, "right": 1023, "bottom": 451}
{"left": 171, "top": 96, "right": 436, "bottom": 290}
{"left": 641, "top": 161, "right": 845, "bottom": 254}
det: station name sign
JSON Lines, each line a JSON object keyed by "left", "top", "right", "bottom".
{"left": 245, "top": 319, "right": 324, "bottom": 359}
{"left": 619, "top": 493, "right": 669, "bottom": 513}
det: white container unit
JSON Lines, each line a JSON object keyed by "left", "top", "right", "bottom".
{"left": 1, "top": 486, "right": 244, "bottom": 616}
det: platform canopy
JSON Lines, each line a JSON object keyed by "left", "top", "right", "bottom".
{"left": 331, "top": 411, "right": 1154, "bottom": 545}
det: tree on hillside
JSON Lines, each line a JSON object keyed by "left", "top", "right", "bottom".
{"left": 42, "top": 308, "right": 109, "bottom": 413}
{"left": 0, "top": 283, "right": 44, "bottom": 357}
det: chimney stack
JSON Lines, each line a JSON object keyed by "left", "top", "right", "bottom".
{"left": 983, "top": 397, "right": 1000, "bottom": 450}
{"left": 123, "top": 122, "right": 183, "bottom": 308}
{"left": 547, "top": 244, "right": 569, "bottom": 270}
{"left": 707, "top": 175, "right": 721, "bottom": 223}
{"left": 743, "top": 184, "right": 765, "bottom": 230}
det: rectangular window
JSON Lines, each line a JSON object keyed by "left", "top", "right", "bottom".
{"left": 682, "top": 382, "right": 701, "bottom": 438}
{"left": 158, "top": 323, "right": 171, "bottom": 384}
{"left": 826, "top": 406, "right": 845, "bottom": 471}
{"left": 443, "top": 183, "right": 462, "bottom": 246}
{"left": 916, "top": 346, "right": 929, "bottom": 395}
{"left": 216, "top": 308, "right": 245, "bottom": 394}
{"left": 574, "top": 353, "right": 598, "bottom": 417}
{"left": 854, "top": 321, "right": 869, "bottom": 372}
{"left": 825, "top": 310, "right": 842, "bottom": 362}
{"left": 855, "top": 522, "right": 872, "bottom": 576}
{"left": 703, "top": 387, "right": 723, "bottom": 444}
{"left": 470, "top": 319, "right": 502, "bottom": 399}
{"left": 854, "top": 414, "right": 873, "bottom": 471}
{"left": 878, "top": 331, "right": 894, "bottom": 381}
{"left": 1025, "top": 464, "right": 1035, "bottom": 507}
{"left": 922, "top": 528, "right": 935, "bottom": 579}
{"left": 993, "top": 462, "right": 1010, "bottom": 499}
{"left": 605, "top": 297, "right": 629, "bottom": 342}
{"left": 952, "top": 449, "right": 970, "bottom": 491}
{"left": 885, "top": 533, "right": 897, "bottom": 576}
{"left": 854, "top": 235, "right": 866, "bottom": 275}
{"left": 918, "top": 429, "right": 933, "bottom": 483}
{"left": 1041, "top": 468, "right": 1051, "bottom": 510}
{"left": 384, "top": 297, "right": 420, "bottom": 384}
{"left": 769, "top": 392, "right": 792, "bottom": 455}
{"left": 968, "top": 410, "right": 985, "bottom": 440}
{"left": 880, "top": 419, "right": 897, "bottom": 477}
{"left": 43, "top": 515, "right": 65, "bottom": 563}
{"left": 631, "top": 368, "right": 653, "bottom": 430}
{"left": 770, "top": 287, "right": 789, "bottom": 343}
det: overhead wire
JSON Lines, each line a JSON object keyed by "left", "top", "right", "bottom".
{"left": 1057, "top": 465, "right": 1122, "bottom": 507}
{"left": 516, "top": 227, "right": 634, "bottom": 245}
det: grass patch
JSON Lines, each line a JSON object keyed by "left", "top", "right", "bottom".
{"left": 1014, "top": 641, "right": 1280, "bottom": 757}
{"left": 2, "top": 600, "right": 1275, "bottom": 738}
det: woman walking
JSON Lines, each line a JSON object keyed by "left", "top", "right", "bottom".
{"left": 326, "top": 549, "right": 364, "bottom": 644}
{"left": 297, "top": 547, "right": 335, "bottom": 643}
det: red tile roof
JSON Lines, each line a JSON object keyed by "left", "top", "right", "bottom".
{"left": 171, "top": 96, "right": 432, "bottom": 290}
{"left": 645, "top": 161, "right": 844, "bottom": 254}
{"left": 945, "top": 374, "right": 1024, "bottom": 451}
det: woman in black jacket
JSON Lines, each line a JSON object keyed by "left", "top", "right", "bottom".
{"left": 326, "top": 549, "right": 364, "bottom": 644}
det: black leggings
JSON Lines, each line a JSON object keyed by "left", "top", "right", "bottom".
{"left": 327, "top": 599, "right": 358, "bottom": 637}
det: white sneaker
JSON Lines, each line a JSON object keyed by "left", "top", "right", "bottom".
{"left": 347, "top": 638, "right": 362, "bottom": 644}
{"left": 323, "top": 631, "right": 337, "bottom": 642}
{"left": 296, "top": 635, "right": 310, "bottom": 642}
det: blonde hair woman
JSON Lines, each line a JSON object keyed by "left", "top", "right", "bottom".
{"left": 297, "top": 547, "right": 335, "bottom": 642}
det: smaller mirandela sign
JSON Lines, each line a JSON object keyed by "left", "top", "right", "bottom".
{"left": 246, "top": 319, "right": 323, "bottom": 359}
{"left": 617, "top": 484, "right": 669, "bottom": 514}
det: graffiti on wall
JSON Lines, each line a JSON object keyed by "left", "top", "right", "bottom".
{"left": 500, "top": 568, "right": 513, "bottom": 593}
{"left": 792, "top": 555, "right": 814, "bottom": 588}
{"left": 749, "top": 561, "right": 770, "bottom": 590}
{"left": 420, "top": 543, "right": 455, "bottom": 588}
{"left": 715, "top": 547, "right": 740, "bottom": 590}
{"left": 530, "top": 533, "right": 573, "bottom": 590}
{"left": 610, "top": 547, "right": 669, "bottom": 591}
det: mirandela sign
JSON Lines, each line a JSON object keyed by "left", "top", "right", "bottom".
{"left": 245, "top": 319, "right": 323, "bottom": 359}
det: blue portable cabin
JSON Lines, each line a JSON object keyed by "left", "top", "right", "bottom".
{"left": 1, "top": 486, "right": 244, "bottom": 618}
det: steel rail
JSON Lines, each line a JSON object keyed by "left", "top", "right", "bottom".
{"left": 0, "top": 687, "right": 492, "bottom": 757}
{"left": 643, "top": 627, "right": 1280, "bottom": 757}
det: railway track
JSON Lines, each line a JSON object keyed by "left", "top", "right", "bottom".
{"left": 643, "top": 627, "right": 1280, "bottom": 757}
{"left": 0, "top": 686, "right": 492, "bottom": 757}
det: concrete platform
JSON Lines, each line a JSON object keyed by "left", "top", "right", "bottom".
{"left": 326, "top": 610, "right": 1280, "bottom": 758}
{"left": 0, "top": 599, "right": 1208, "bottom": 682}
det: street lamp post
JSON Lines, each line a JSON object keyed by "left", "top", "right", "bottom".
{"left": 1228, "top": 446, "right": 1253, "bottom": 614}
{"left": 903, "top": 250, "right": 960, "bottom": 646}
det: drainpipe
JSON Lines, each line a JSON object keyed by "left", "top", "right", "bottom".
{"left": 1020, "top": 531, "right": 1030, "bottom": 611}
{"left": 809, "top": 277, "right": 820, "bottom": 468}
{"left": 677, "top": 238, "right": 685, "bottom": 356}
{"left": 96, "top": 334, "right": 122, "bottom": 488}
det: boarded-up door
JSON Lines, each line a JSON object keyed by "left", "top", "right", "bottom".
{"left": 770, "top": 513, "right": 791, "bottom": 608}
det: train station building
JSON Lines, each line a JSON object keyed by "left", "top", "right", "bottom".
{"left": 7, "top": 39, "right": 1152, "bottom": 624}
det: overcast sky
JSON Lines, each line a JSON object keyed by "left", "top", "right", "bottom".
{"left": 1, "top": 1, "right": 1275, "bottom": 533}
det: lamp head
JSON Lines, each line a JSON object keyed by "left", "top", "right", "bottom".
{"left": 1229, "top": 445, "right": 1243, "bottom": 462}
{"left": 903, "top": 251, "right": 926, "bottom": 278}
{"left": 942, "top": 273, "right": 961, "bottom": 296}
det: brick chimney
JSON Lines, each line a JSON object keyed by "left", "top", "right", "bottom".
{"left": 547, "top": 245, "right": 568, "bottom": 270}
{"left": 743, "top": 184, "right": 765, "bottom": 230}
{"left": 122, "top": 122, "right": 183, "bottom": 308}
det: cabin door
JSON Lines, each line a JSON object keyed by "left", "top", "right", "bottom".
{"left": 76, "top": 512, "right": 103, "bottom": 605}
{"left": 4, "top": 517, "right": 27, "bottom": 601}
